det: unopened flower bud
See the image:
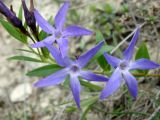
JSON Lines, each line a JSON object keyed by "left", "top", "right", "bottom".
{"left": 0, "top": 1, "right": 28, "bottom": 35}
{"left": 22, "top": 0, "right": 38, "bottom": 40}
{"left": 0, "top": 1, "right": 13, "bottom": 18}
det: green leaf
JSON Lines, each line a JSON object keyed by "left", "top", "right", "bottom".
{"left": 135, "top": 43, "right": 150, "bottom": 59}
{"left": 93, "top": 45, "right": 114, "bottom": 60}
{"left": 135, "top": 42, "right": 150, "bottom": 74}
{"left": 95, "top": 31, "right": 114, "bottom": 57}
{"left": 95, "top": 31, "right": 111, "bottom": 71}
{"left": 39, "top": 30, "right": 50, "bottom": 58}
{"left": 8, "top": 56, "right": 42, "bottom": 62}
{"left": 81, "top": 96, "right": 98, "bottom": 107}
{"left": 41, "top": 48, "right": 49, "bottom": 58}
{"left": 0, "top": 19, "right": 27, "bottom": 43}
{"left": 16, "top": 48, "right": 33, "bottom": 53}
{"left": 65, "top": 106, "right": 77, "bottom": 113}
{"left": 18, "top": 5, "right": 23, "bottom": 21}
{"left": 97, "top": 55, "right": 111, "bottom": 71}
{"left": 39, "top": 30, "right": 48, "bottom": 41}
{"left": 26, "top": 64, "right": 62, "bottom": 77}
{"left": 80, "top": 80, "right": 102, "bottom": 91}
{"left": 63, "top": 75, "right": 70, "bottom": 88}
{"left": 96, "top": 31, "right": 104, "bottom": 43}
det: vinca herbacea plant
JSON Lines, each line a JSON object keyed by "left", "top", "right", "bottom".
{"left": 34, "top": 41, "right": 108, "bottom": 108}
{"left": 0, "top": 0, "right": 160, "bottom": 117}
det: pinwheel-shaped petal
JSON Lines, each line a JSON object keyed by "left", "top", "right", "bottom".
{"left": 34, "top": 41, "right": 108, "bottom": 108}
{"left": 31, "top": 1, "right": 93, "bottom": 58}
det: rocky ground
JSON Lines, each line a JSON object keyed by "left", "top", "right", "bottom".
{"left": 0, "top": 0, "right": 160, "bottom": 120}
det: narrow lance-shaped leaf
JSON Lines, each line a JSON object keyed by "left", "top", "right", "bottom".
{"left": 92, "top": 45, "right": 114, "bottom": 60}
{"left": 96, "top": 30, "right": 104, "bottom": 43}
{"left": 98, "top": 55, "right": 111, "bottom": 72}
{"left": 80, "top": 79, "right": 103, "bottom": 91}
{"left": 96, "top": 31, "right": 111, "bottom": 71}
{"left": 16, "top": 48, "right": 33, "bottom": 54}
{"left": 18, "top": 5, "right": 23, "bottom": 20}
{"left": 26, "top": 64, "right": 62, "bottom": 77}
{"left": 8, "top": 55, "right": 42, "bottom": 62}
{"left": 135, "top": 42, "right": 150, "bottom": 74}
{"left": 0, "top": 19, "right": 27, "bottom": 43}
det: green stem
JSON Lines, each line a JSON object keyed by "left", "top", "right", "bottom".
{"left": 93, "top": 71, "right": 160, "bottom": 77}
{"left": 132, "top": 73, "right": 160, "bottom": 77}
{"left": 27, "top": 46, "right": 55, "bottom": 64}
{"left": 27, "top": 33, "right": 45, "bottom": 61}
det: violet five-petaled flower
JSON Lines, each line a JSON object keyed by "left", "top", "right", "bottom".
{"left": 34, "top": 41, "right": 108, "bottom": 108}
{"left": 31, "top": 1, "right": 93, "bottom": 58}
{"left": 100, "top": 26, "right": 160, "bottom": 100}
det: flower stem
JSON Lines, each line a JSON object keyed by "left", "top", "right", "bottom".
{"left": 93, "top": 70, "right": 160, "bottom": 77}
{"left": 132, "top": 73, "right": 160, "bottom": 77}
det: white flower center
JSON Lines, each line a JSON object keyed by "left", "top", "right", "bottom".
{"left": 70, "top": 65, "right": 80, "bottom": 73}
{"left": 119, "top": 61, "right": 129, "bottom": 70}
{"left": 55, "top": 30, "right": 62, "bottom": 39}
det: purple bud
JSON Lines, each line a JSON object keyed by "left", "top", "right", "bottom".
{"left": 0, "top": 1, "right": 13, "bottom": 18}
{"left": 22, "top": 0, "right": 35, "bottom": 26}
{"left": 0, "top": 1, "right": 28, "bottom": 35}
{"left": 22, "top": 0, "right": 38, "bottom": 40}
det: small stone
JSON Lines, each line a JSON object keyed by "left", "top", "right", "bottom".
{"left": 10, "top": 83, "right": 32, "bottom": 102}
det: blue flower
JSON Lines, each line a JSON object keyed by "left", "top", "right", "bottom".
{"left": 34, "top": 41, "right": 108, "bottom": 108}
{"left": 100, "top": 27, "right": 160, "bottom": 100}
{"left": 31, "top": 1, "right": 93, "bottom": 58}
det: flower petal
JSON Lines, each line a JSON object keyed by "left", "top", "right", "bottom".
{"left": 54, "top": 1, "right": 69, "bottom": 31}
{"left": 103, "top": 52, "right": 121, "bottom": 68}
{"left": 30, "top": 41, "right": 44, "bottom": 48}
{"left": 77, "top": 41, "right": 104, "bottom": 68}
{"left": 31, "top": 35, "right": 55, "bottom": 48}
{"left": 34, "top": 9, "right": 55, "bottom": 34}
{"left": 70, "top": 75, "right": 81, "bottom": 108}
{"left": 130, "top": 58, "right": 160, "bottom": 70}
{"left": 123, "top": 71, "right": 138, "bottom": 99}
{"left": 34, "top": 68, "right": 68, "bottom": 87}
{"left": 100, "top": 68, "right": 122, "bottom": 100}
{"left": 123, "top": 27, "right": 140, "bottom": 61}
{"left": 44, "top": 43, "right": 66, "bottom": 67}
{"left": 63, "top": 25, "right": 93, "bottom": 37}
{"left": 57, "top": 38, "right": 68, "bottom": 58}
{"left": 79, "top": 71, "right": 108, "bottom": 82}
